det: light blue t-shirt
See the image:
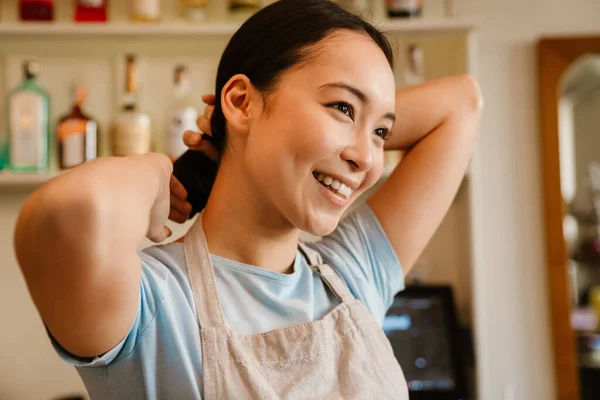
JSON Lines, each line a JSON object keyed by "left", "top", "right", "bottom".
{"left": 49, "top": 204, "right": 404, "bottom": 399}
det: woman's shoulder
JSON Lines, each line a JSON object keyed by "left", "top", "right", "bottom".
{"left": 139, "top": 242, "right": 196, "bottom": 314}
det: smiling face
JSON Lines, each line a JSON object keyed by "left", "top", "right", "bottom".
{"left": 230, "top": 30, "right": 396, "bottom": 236}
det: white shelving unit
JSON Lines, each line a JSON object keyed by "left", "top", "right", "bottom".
{"left": 0, "top": 4, "right": 483, "bottom": 398}
{"left": 0, "top": 17, "right": 476, "bottom": 36}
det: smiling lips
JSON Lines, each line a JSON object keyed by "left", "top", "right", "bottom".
{"left": 313, "top": 172, "right": 353, "bottom": 199}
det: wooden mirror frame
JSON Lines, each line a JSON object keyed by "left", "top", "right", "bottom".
{"left": 538, "top": 35, "right": 600, "bottom": 400}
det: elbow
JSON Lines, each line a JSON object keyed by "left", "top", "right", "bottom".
{"left": 459, "top": 74, "right": 484, "bottom": 112}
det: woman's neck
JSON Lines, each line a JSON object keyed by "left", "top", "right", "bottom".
{"left": 200, "top": 164, "right": 300, "bottom": 274}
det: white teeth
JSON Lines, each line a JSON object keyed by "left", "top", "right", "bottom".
{"left": 339, "top": 183, "right": 348, "bottom": 196}
{"left": 314, "top": 172, "right": 353, "bottom": 199}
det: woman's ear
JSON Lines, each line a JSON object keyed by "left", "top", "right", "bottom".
{"left": 220, "top": 74, "right": 257, "bottom": 136}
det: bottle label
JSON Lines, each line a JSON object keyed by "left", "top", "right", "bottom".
{"left": 167, "top": 108, "right": 198, "bottom": 159}
{"left": 58, "top": 118, "right": 97, "bottom": 169}
{"left": 112, "top": 120, "right": 151, "bottom": 156}
{"left": 130, "top": 0, "right": 160, "bottom": 19}
{"left": 9, "top": 91, "right": 47, "bottom": 168}
{"left": 78, "top": 0, "right": 104, "bottom": 8}
{"left": 387, "top": 0, "right": 421, "bottom": 11}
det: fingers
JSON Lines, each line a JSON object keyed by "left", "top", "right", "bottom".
{"left": 170, "top": 193, "right": 192, "bottom": 217}
{"left": 183, "top": 130, "right": 203, "bottom": 149}
{"left": 169, "top": 175, "right": 188, "bottom": 200}
{"left": 169, "top": 207, "right": 189, "bottom": 224}
{"left": 196, "top": 105, "right": 214, "bottom": 134}
{"left": 149, "top": 226, "right": 172, "bottom": 243}
{"left": 202, "top": 94, "right": 216, "bottom": 105}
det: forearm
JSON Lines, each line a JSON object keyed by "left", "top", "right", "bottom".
{"left": 385, "top": 74, "right": 483, "bottom": 151}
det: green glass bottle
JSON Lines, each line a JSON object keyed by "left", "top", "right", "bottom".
{"left": 7, "top": 60, "right": 50, "bottom": 173}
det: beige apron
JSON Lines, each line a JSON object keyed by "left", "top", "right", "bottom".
{"left": 183, "top": 212, "right": 409, "bottom": 399}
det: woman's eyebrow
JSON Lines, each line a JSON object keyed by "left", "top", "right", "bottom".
{"left": 319, "top": 82, "right": 368, "bottom": 103}
{"left": 319, "top": 82, "right": 396, "bottom": 123}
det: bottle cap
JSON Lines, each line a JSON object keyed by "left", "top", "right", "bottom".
{"left": 23, "top": 60, "right": 40, "bottom": 80}
{"left": 72, "top": 84, "right": 87, "bottom": 107}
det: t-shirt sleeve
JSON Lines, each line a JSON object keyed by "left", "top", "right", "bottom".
{"left": 309, "top": 203, "right": 404, "bottom": 324}
{"left": 47, "top": 251, "right": 170, "bottom": 368}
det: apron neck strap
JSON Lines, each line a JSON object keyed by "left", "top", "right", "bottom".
{"left": 183, "top": 217, "right": 357, "bottom": 330}
{"left": 297, "top": 242, "right": 356, "bottom": 304}
{"left": 183, "top": 212, "right": 227, "bottom": 329}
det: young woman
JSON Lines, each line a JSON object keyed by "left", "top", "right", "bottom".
{"left": 14, "top": 0, "right": 482, "bottom": 398}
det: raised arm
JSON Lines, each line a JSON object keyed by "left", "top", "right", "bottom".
{"left": 367, "top": 74, "right": 483, "bottom": 273}
{"left": 14, "top": 153, "right": 173, "bottom": 357}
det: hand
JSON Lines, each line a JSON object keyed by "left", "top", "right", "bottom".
{"left": 169, "top": 94, "right": 220, "bottom": 223}
{"left": 130, "top": 153, "right": 175, "bottom": 243}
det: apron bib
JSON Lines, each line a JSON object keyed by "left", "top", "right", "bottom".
{"left": 183, "top": 212, "right": 409, "bottom": 399}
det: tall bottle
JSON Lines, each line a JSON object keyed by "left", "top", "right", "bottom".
{"left": 129, "top": 0, "right": 161, "bottom": 22}
{"left": 166, "top": 65, "right": 198, "bottom": 161}
{"left": 74, "top": 0, "right": 108, "bottom": 23}
{"left": 19, "top": 0, "right": 54, "bottom": 21}
{"left": 110, "top": 54, "right": 152, "bottom": 157}
{"left": 57, "top": 85, "right": 99, "bottom": 170}
{"left": 7, "top": 60, "right": 50, "bottom": 173}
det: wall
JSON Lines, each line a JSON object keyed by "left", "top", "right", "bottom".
{"left": 454, "top": 0, "right": 600, "bottom": 399}
{"left": 4, "top": 0, "right": 600, "bottom": 399}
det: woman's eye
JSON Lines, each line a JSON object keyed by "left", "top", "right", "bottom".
{"left": 375, "top": 128, "right": 391, "bottom": 140}
{"left": 330, "top": 102, "right": 354, "bottom": 120}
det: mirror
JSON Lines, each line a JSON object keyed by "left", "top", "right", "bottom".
{"left": 560, "top": 54, "right": 600, "bottom": 399}
{"left": 539, "top": 37, "right": 600, "bottom": 400}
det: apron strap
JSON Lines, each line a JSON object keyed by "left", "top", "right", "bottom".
{"left": 298, "top": 242, "right": 356, "bottom": 304}
{"left": 183, "top": 212, "right": 227, "bottom": 329}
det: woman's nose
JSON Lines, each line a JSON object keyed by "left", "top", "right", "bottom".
{"left": 340, "top": 131, "right": 373, "bottom": 172}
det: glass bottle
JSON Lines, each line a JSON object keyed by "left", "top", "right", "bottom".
{"left": 57, "top": 85, "right": 99, "bottom": 170}
{"left": 74, "top": 0, "right": 108, "bottom": 22}
{"left": 129, "top": 0, "right": 161, "bottom": 22}
{"left": 404, "top": 44, "right": 425, "bottom": 87}
{"left": 386, "top": 0, "right": 423, "bottom": 18}
{"left": 6, "top": 60, "right": 50, "bottom": 173}
{"left": 19, "top": 0, "right": 54, "bottom": 21}
{"left": 110, "top": 55, "right": 152, "bottom": 157}
{"left": 166, "top": 65, "right": 198, "bottom": 161}
{"left": 179, "top": 0, "right": 208, "bottom": 21}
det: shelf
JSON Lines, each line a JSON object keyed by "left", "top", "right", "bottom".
{"left": 0, "top": 17, "right": 476, "bottom": 37}
{"left": 0, "top": 171, "right": 55, "bottom": 192}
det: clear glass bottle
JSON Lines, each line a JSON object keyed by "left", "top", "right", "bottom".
{"left": 74, "top": 0, "right": 108, "bottom": 23}
{"left": 404, "top": 44, "right": 425, "bottom": 87}
{"left": 19, "top": 0, "right": 54, "bottom": 21}
{"left": 6, "top": 60, "right": 50, "bottom": 173}
{"left": 179, "top": 0, "right": 208, "bottom": 21}
{"left": 110, "top": 55, "right": 152, "bottom": 157}
{"left": 57, "top": 85, "right": 99, "bottom": 170}
{"left": 166, "top": 65, "right": 198, "bottom": 161}
{"left": 128, "top": 0, "right": 161, "bottom": 22}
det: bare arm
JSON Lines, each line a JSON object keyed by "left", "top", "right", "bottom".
{"left": 367, "top": 75, "right": 483, "bottom": 273}
{"left": 14, "top": 153, "right": 172, "bottom": 357}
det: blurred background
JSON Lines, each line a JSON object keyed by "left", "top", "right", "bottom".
{"left": 1, "top": 0, "right": 599, "bottom": 399}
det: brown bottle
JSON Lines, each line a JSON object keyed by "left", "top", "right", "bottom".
{"left": 57, "top": 85, "right": 99, "bottom": 170}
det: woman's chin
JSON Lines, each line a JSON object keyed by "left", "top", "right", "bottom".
{"left": 301, "top": 214, "right": 340, "bottom": 237}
